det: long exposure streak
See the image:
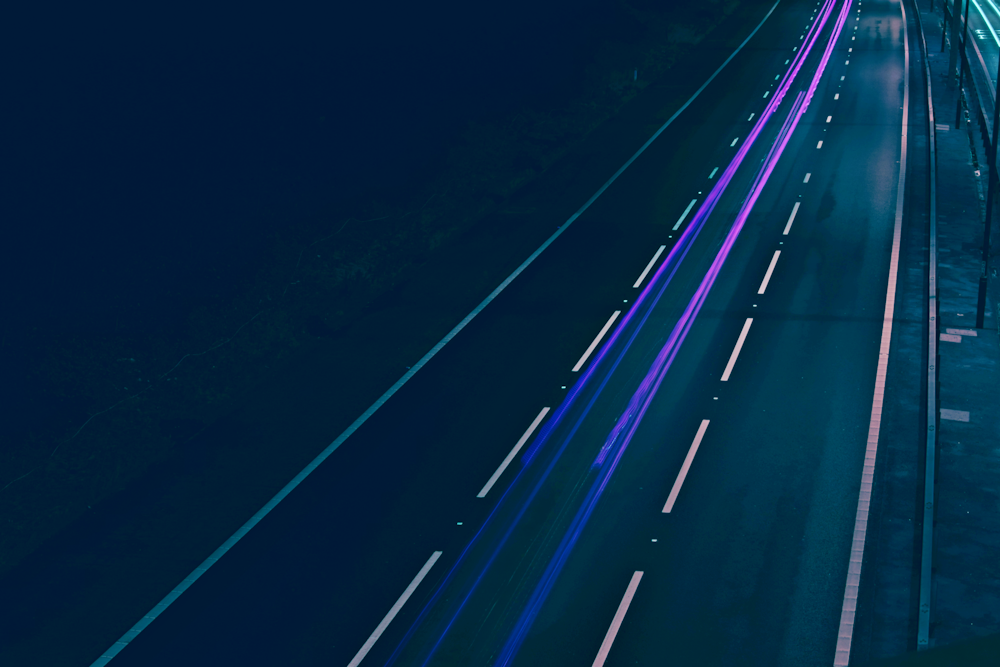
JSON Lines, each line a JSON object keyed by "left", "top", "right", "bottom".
{"left": 386, "top": 3, "right": 852, "bottom": 664}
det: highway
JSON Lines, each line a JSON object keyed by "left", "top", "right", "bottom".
{"left": 966, "top": 0, "right": 1000, "bottom": 91}
{"left": 91, "top": 0, "right": 913, "bottom": 665}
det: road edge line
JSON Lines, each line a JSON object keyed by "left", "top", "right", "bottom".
{"left": 832, "top": 0, "right": 912, "bottom": 663}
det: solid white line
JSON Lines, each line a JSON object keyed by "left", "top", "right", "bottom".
{"left": 783, "top": 202, "right": 801, "bottom": 235}
{"left": 87, "top": 5, "right": 785, "bottom": 663}
{"left": 592, "top": 571, "right": 644, "bottom": 667}
{"left": 672, "top": 199, "right": 698, "bottom": 230}
{"left": 572, "top": 311, "right": 622, "bottom": 372}
{"left": 833, "top": 0, "right": 908, "bottom": 661}
{"left": 347, "top": 551, "right": 443, "bottom": 667}
{"left": 757, "top": 251, "right": 781, "bottom": 294}
{"left": 720, "top": 318, "right": 753, "bottom": 381}
{"left": 662, "top": 420, "right": 710, "bottom": 513}
{"left": 803, "top": 172, "right": 811, "bottom": 183}
{"left": 709, "top": 167, "right": 719, "bottom": 179}
{"left": 477, "top": 408, "right": 550, "bottom": 498}
{"left": 633, "top": 245, "right": 667, "bottom": 288}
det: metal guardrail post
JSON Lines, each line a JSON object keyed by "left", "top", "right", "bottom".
{"left": 977, "top": 59, "right": 1000, "bottom": 327}
{"left": 909, "top": 0, "right": 939, "bottom": 651}
{"left": 957, "top": 0, "right": 971, "bottom": 125}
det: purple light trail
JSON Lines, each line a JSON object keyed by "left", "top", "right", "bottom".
{"left": 386, "top": 2, "right": 850, "bottom": 664}
{"left": 496, "top": 0, "right": 853, "bottom": 662}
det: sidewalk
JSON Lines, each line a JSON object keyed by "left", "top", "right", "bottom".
{"left": 915, "top": 0, "right": 1000, "bottom": 651}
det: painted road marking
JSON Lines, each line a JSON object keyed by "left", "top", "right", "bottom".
{"left": 946, "top": 328, "right": 977, "bottom": 336}
{"left": 709, "top": 167, "right": 719, "bottom": 179}
{"left": 826, "top": 115, "right": 832, "bottom": 122}
{"left": 764, "top": 90, "right": 770, "bottom": 98}
{"left": 939, "top": 333, "right": 961, "bottom": 343}
{"left": 835, "top": 93, "right": 840, "bottom": 99}
{"left": 572, "top": 311, "right": 622, "bottom": 372}
{"left": 347, "top": 551, "right": 443, "bottom": 667}
{"left": 730, "top": 137, "right": 739, "bottom": 147}
{"left": 721, "top": 318, "right": 753, "bottom": 381}
{"left": 633, "top": 245, "right": 667, "bottom": 288}
{"left": 757, "top": 251, "right": 781, "bottom": 294}
{"left": 803, "top": 172, "right": 811, "bottom": 183}
{"left": 748, "top": 112, "right": 755, "bottom": 121}
{"left": 817, "top": 140, "right": 824, "bottom": 148}
{"left": 662, "top": 420, "right": 710, "bottom": 513}
{"left": 591, "top": 571, "right": 644, "bottom": 667}
{"left": 478, "top": 408, "right": 551, "bottom": 497}
{"left": 941, "top": 409, "right": 970, "bottom": 422}
{"left": 841, "top": 75, "right": 846, "bottom": 80}
{"left": 783, "top": 202, "right": 801, "bottom": 235}
{"left": 834, "top": 2, "right": 908, "bottom": 660}
{"left": 672, "top": 199, "right": 699, "bottom": 230}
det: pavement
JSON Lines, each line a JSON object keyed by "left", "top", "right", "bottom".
{"left": 5, "top": 1, "right": 997, "bottom": 666}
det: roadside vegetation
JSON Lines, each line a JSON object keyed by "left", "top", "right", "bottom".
{"left": 0, "top": 0, "right": 742, "bottom": 574}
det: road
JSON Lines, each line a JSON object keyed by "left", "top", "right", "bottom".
{"left": 966, "top": 0, "right": 1000, "bottom": 91}
{"left": 90, "top": 0, "right": 911, "bottom": 665}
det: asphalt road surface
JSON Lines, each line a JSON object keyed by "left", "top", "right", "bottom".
{"left": 89, "top": 0, "right": 913, "bottom": 665}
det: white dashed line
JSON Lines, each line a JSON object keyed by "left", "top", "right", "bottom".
{"left": 826, "top": 115, "right": 832, "bottom": 122}
{"left": 817, "top": 140, "right": 824, "bottom": 149}
{"left": 478, "top": 408, "right": 551, "bottom": 497}
{"left": 673, "top": 198, "right": 699, "bottom": 230}
{"left": 346, "top": 551, "right": 443, "bottom": 667}
{"left": 633, "top": 245, "right": 667, "bottom": 288}
{"left": 662, "top": 420, "right": 710, "bottom": 513}
{"left": 721, "top": 318, "right": 753, "bottom": 382}
{"left": 592, "top": 572, "right": 644, "bottom": 667}
{"left": 835, "top": 93, "right": 840, "bottom": 99}
{"left": 783, "top": 202, "right": 800, "bottom": 235}
{"left": 764, "top": 91, "right": 770, "bottom": 98}
{"left": 731, "top": 137, "right": 739, "bottom": 147}
{"left": 757, "top": 251, "right": 781, "bottom": 294}
{"left": 748, "top": 112, "right": 755, "bottom": 121}
{"left": 803, "top": 172, "right": 811, "bottom": 183}
{"left": 572, "top": 311, "right": 622, "bottom": 372}
{"left": 709, "top": 167, "right": 719, "bottom": 179}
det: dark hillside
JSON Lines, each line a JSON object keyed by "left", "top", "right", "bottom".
{"left": 0, "top": 0, "right": 753, "bottom": 574}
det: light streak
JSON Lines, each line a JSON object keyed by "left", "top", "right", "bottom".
{"left": 386, "top": 3, "right": 850, "bottom": 664}
{"left": 495, "top": 2, "right": 854, "bottom": 663}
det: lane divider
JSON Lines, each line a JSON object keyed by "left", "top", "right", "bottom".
{"left": 662, "top": 420, "right": 710, "bottom": 513}
{"left": 758, "top": 251, "right": 782, "bottom": 294}
{"left": 591, "top": 571, "right": 644, "bottom": 667}
{"left": 478, "top": 408, "right": 551, "bottom": 498}
{"left": 672, "top": 199, "right": 699, "bottom": 230}
{"left": 347, "top": 551, "right": 443, "bottom": 667}
{"left": 572, "top": 311, "right": 622, "bottom": 372}
{"left": 633, "top": 246, "right": 667, "bottom": 288}
{"left": 784, "top": 201, "right": 801, "bottom": 234}
{"left": 721, "top": 318, "right": 754, "bottom": 381}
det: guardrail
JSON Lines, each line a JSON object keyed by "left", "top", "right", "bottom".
{"left": 909, "top": 0, "right": 940, "bottom": 652}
